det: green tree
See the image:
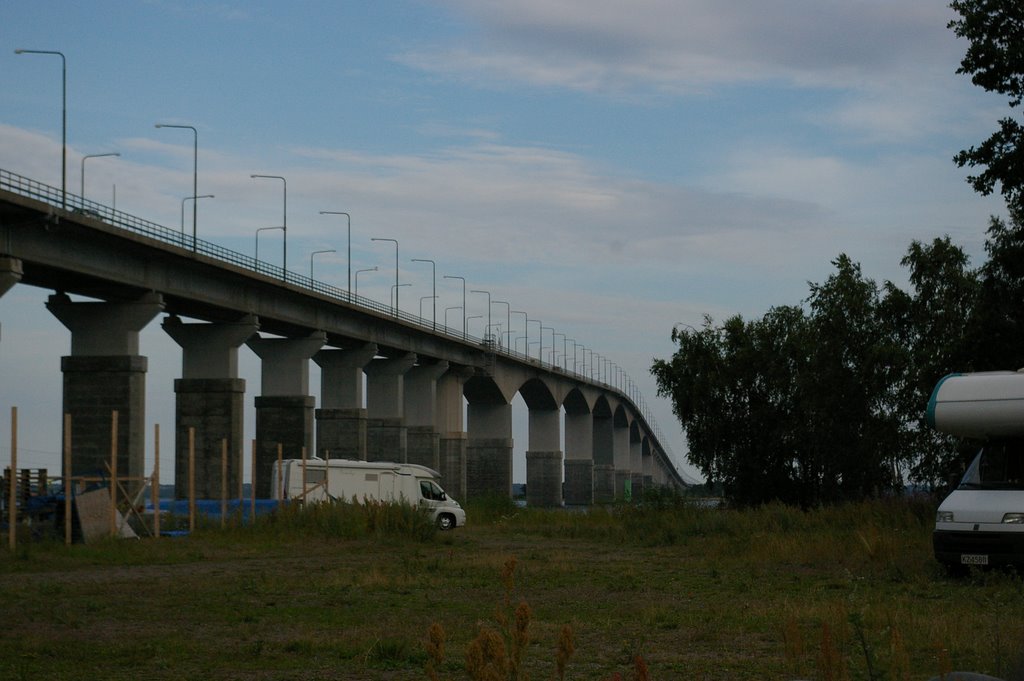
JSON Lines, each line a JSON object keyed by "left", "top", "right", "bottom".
{"left": 949, "top": 0, "right": 1024, "bottom": 209}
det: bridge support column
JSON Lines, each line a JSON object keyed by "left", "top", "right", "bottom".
{"left": 365, "top": 354, "right": 416, "bottom": 462}
{"left": 592, "top": 413, "right": 615, "bottom": 503}
{"left": 47, "top": 291, "right": 164, "bottom": 496}
{"left": 630, "top": 436, "right": 644, "bottom": 501}
{"left": 642, "top": 442, "right": 654, "bottom": 491}
{"left": 314, "top": 344, "right": 377, "bottom": 461}
{"left": 614, "top": 422, "right": 631, "bottom": 501}
{"left": 436, "top": 367, "right": 471, "bottom": 500}
{"left": 0, "top": 257, "right": 23, "bottom": 348}
{"left": 526, "top": 407, "right": 562, "bottom": 507}
{"left": 164, "top": 315, "right": 257, "bottom": 500}
{"left": 404, "top": 361, "right": 449, "bottom": 472}
{"left": 564, "top": 410, "right": 593, "bottom": 506}
{"left": 247, "top": 332, "right": 325, "bottom": 497}
{"left": 467, "top": 401, "right": 512, "bottom": 499}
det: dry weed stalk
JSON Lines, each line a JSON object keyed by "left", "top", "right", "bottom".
{"left": 555, "top": 624, "right": 576, "bottom": 681}
{"left": 426, "top": 622, "right": 445, "bottom": 681}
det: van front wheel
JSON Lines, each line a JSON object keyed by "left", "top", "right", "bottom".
{"left": 437, "top": 514, "right": 455, "bottom": 531}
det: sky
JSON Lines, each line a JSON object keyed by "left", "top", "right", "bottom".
{"left": 0, "top": 1, "right": 1010, "bottom": 487}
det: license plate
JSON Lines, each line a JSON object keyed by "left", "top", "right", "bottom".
{"left": 961, "top": 554, "right": 989, "bottom": 565}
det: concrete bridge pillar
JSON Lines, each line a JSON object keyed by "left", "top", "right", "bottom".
{"left": 47, "top": 291, "right": 164, "bottom": 496}
{"left": 247, "top": 332, "right": 325, "bottom": 497}
{"left": 592, "top": 414, "right": 615, "bottom": 503}
{"left": 467, "top": 400, "right": 512, "bottom": 499}
{"left": 630, "top": 435, "right": 644, "bottom": 501}
{"left": 526, "top": 407, "right": 562, "bottom": 507}
{"left": 642, "top": 444, "right": 654, "bottom": 491}
{"left": 564, "top": 410, "right": 594, "bottom": 506}
{"left": 404, "top": 361, "right": 449, "bottom": 472}
{"left": 163, "top": 314, "right": 258, "bottom": 500}
{"left": 314, "top": 344, "right": 377, "bottom": 461}
{"left": 436, "top": 367, "right": 471, "bottom": 501}
{"left": 365, "top": 353, "right": 416, "bottom": 462}
{"left": 0, "top": 257, "right": 23, "bottom": 348}
{"left": 614, "top": 423, "right": 631, "bottom": 501}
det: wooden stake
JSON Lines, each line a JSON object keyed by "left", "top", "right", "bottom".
{"left": 110, "top": 410, "right": 118, "bottom": 538}
{"left": 153, "top": 423, "right": 160, "bottom": 539}
{"left": 249, "top": 439, "right": 256, "bottom": 524}
{"left": 276, "top": 443, "right": 283, "bottom": 503}
{"left": 188, "top": 427, "right": 196, "bottom": 533}
{"left": 301, "top": 446, "right": 307, "bottom": 503}
{"left": 220, "top": 438, "right": 228, "bottom": 529}
{"left": 9, "top": 406, "right": 17, "bottom": 551}
{"left": 64, "top": 413, "right": 72, "bottom": 545}
{"left": 325, "top": 449, "right": 330, "bottom": 499}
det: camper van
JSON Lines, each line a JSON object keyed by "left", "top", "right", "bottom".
{"left": 270, "top": 458, "right": 466, "bottom": 530}
{"left": 928, "top": 371, "right": 1024, "bottom": 570}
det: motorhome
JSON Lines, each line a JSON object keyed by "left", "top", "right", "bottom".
{"left": 928, "top": 371, "right": 1024, "bottom": 571}
{"left": 270, "top": 458, "right": 466, "bottom": 530}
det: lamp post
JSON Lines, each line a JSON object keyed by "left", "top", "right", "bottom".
{"left": 371, "top": 238, "right": 399, "bottom": 313}
{"left": 182, "top": 194, "right": 214, "bottom": 238}
{"left": 156, "top": 124, "right": 199, "bottom": 250}
{"left": 529, "top": 319, "right": 543, "bottom": 361}
{"left": 355, "top": 266, "right": 377, "bottom": 298}
{"left": 251, "top": 174, "right": 287, "bottom": 277}
{"left": 411, "top": 258, "right": 436, "bottom": 330}
{"left": 493, "top": 300, "right": 511, "bottom": 350}
{"left": 512, "top": 311, "right": 528, "bottom": 355}
{"left": 255, "top": 226, "right": 284, "bottom": 269}
{"left": 81, "top": 152, "right": 119, "bottom": 201}
{"left": 310, "top": 249, "right": 336, "bottom": 280}
{"left": 553, "top": 332, "right": 565, "bottom": 368}
{"left": 391, "top": 283, "right": 411, "bottom": 313}
{"left": 420, "top": 295, "right": 438, "bottom": 321}
{"left": 470, "top": 289, "right": 491, "bottom": 345}
{"left": 15, "top": 49, "right": 66, "bottom": 209}
{"left": 320, "top": 211, "right": 351, "bottom": 294}
{"left": 444, "top": 275, "right": 466, "bottom": 339}
{"left": 444, "top": 306, "right": 463, "bottom": 331}
{"left": 466, "top": 315, "right": 483, "bottom": 338}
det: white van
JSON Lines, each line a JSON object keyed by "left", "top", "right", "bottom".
{"left": 270, "top": 458, "right": 466, "bottom": 530}
{"left": 928, "top": 371, "right": 1024, "bottom": 570}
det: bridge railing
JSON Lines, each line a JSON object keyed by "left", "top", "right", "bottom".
{"left": 0, "top": 167, "right": 677, "bottom": 468}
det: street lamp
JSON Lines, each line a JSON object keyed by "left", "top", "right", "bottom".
{"left": 512, "top": 311, "right": 528, "bottom": 355}
{"left": 156, "top": 123, "right": 199, "bottom": 250}
{"left": 420, "top": 295, "right": 438, "bottom": 321}
{"left": 529, "top": 319, "right": 543, "bottom": 361}
{"left": 471, "top": 289, "right": 491, "bottom": 345}
{"left": 182, "top": 194, "right": 214, "bottom": 237}
{"left": 541, "top": 326, "right": 555, "bottom": 366}
{"left": 320, "top": 211, "right": 351, "bottom": 294}
{"left": 255, "top": 226, "right": 284, "bottom": 268}
{"left": 15, "top": 49, "right": 66, "bottom": 209}
{"left": 444, "top": 305, "right": 463, "bottom": 331}
{"left": 493, "top": 300, "right": 511, "bottom": 350}
{"left": 466, "top": 315, "right": 484, "bottom": 338}
{"left": 310, "top": 249, "right": 336, "bottom": 280}
{"left": 355, "top": 266, "right": 377, "bottom": 298}
{"left": 371, "top": 238, "right": 399, "bottom": 313}
{"left": 81, "top": 152, "right": 120, "bottom": 201}
{"left": 444, "top": 275, "right": 466, "bottom": 339}
{"left": 411, "top": 258, "right": 436, "bottom": 330}
{"left": 251, "top": 174, "right": 287, "bottom": 277}
{"left": 392, "top": 283, "right": 411, "bottom": 313}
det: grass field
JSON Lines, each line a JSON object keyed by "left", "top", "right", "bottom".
{"left": 1, "top": 496, "right": 1022, "bottom": 681}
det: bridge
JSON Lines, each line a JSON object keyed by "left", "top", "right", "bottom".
{"left": 0, "top": 168, "right": 686, "bottom": 506}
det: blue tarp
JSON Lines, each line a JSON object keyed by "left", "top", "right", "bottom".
{"left": 146, "top": 498, "right": 280, "bottom": 522}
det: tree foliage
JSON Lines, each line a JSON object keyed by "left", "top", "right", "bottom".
{"left": 949, "top": 0, "right": 1024, "bottom": 209}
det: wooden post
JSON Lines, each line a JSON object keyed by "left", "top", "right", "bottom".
{"left": 64, "top": 414, "right": 72, "bottom": 545}
{"left": 220, "top": 438, "right": 228, "bottom": 529}
{"left": 276, "top": 443, "right": 283, "bottom": 503}
{"left": 325, "top": 449, "right": 330, "bottom": 499}
{"left": 110, "top": 410, "right": 118, "bottom": 538}
{"left": 9, "top": 406, "right": 17, "bottom": 551}
{"left": 301, "top": 446, "right": 307, "bottom": 503}
{"left": 188, "top": 427, "right": 196, "bottom": 533}
{"left": 249, "top": 439, "right": 256, "bottom": 524}
{"left": 153, "top": 423, "right": 160, "bottom": 539}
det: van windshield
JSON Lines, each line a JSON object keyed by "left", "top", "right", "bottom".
{"left": 419, "top": 480, "right": 446, "bottom": 501}
{"left": 958, "top": 439, "right": 1024, "bottom": 490}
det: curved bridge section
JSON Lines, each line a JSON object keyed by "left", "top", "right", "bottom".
{"left": 0, "top": 169, "right": 686, "bottom": 505}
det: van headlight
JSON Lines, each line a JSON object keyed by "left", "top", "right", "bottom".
{"left": 936, "top": 511, "right": 954, "bottom": 523}
{"left": 1002, "top": 513, "right": 1024, "bottom": 524}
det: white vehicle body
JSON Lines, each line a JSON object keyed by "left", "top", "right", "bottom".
{"left": 928, "top": 371, "right": 1024, "bottom": 569}
{"left": 270, "top": 458, "right": 466, "bottom": 530}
